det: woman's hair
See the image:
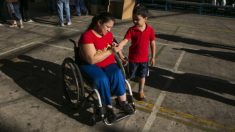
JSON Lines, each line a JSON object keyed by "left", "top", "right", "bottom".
{"left": 87, "top": 12, "right": 115, "bottom": 30}
{"left": 133, "top": 4, "right": 149, "bottom": 18}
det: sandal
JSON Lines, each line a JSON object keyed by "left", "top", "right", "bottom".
{"left": 138, "top": 92, "right": 146, "bottom": 101}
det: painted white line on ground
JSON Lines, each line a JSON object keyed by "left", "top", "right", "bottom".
{"left": 40, "top": 42, "right": 73, "bottom": 51}
{"left": 142, "top": 51, "right": 185, "bottom": 132}
{"left": 27, "top": 22, "right": 80, "bottom": 32}
{"left": 0, "top": 41, "right": 38, "bottom": 57}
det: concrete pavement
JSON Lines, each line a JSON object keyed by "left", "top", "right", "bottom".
{"left": 0, "top": 9, "right": 235, "bottom": 132}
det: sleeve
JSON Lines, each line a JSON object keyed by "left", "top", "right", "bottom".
{"left": 150, "top": 27, "right": 156, "bottom": 41}
{"left": 124, "top": 28, "right": 132, "bottom": 40}
{"left": 79, "top": 32, "right": 93, "bottom": 45}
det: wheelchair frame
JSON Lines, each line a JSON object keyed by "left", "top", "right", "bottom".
{"left": 61, "top": 39, "right": 135, "bottom": 125}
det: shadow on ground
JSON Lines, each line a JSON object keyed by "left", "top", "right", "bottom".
{"left": 1, "top": 54, "right": 234, "bottom": 130}
{"left": 0, "top": 55, "right": 95, "bottom": 126}
{"left": 146, "top": 66, "right": 235, "bottom": 106}
{"left": 157, "top": 33, "right": 235, "bottom": 51}
{"left": 174, "top": 47, "right": 235, "bottom": 62}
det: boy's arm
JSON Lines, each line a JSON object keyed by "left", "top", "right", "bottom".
{"left": 112, "top": 39, "right": 129, "bottom": 59}
{"left": 118, "top": 39, "right": 129, "bottom": 50}
{"left": 150, "top": 40, "right": 156, "bottom": 66}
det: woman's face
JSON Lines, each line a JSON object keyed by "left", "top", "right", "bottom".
{"left": 97, "top": 20, "right": 114, "bottom": 36}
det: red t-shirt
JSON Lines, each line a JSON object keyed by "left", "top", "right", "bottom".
{"left": 124, "top": 24, "right": 156, "bottom": 62}
{"left": 79, "top": 30, "right": 115, "bottom": 68}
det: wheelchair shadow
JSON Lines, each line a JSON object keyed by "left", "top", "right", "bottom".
{"left": 146, "top": 67, "right": 235, "bottom": 106}
{"left": 0, "top": 55, "right": 96, "bottom": 126}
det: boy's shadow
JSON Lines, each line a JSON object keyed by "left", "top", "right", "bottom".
{"left": 0, "top": 55, "right": 95, "bottom": 126}
{"left": 146, "top": 67, "right": 235, "bottom": 106}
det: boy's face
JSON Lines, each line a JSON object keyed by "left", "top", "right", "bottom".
{"left": 132, "top": 15, "right": 147, "bottom": 27}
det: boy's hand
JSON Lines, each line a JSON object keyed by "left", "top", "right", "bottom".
{"left": 111, "top": 44, "right": 123, "bottom": 53}
{"left": 112, "top": 41, "right": 118, "bottom": 47}
{"left": 120, "top": 56, "right": 128, "bottom": 66}
{"left": 150, "top": 58, "right": 156, "bottom": 67}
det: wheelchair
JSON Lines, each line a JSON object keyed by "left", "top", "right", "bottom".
{"left": 61, "top": 39, "right": 135, "bottom": 125}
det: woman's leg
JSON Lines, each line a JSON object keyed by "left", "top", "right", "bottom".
{"left": 80, "top": 64, "right": 112, "bottom": 106}
{"left": 104, "top": 64, "right": 134, "bottom": 114}
{"left": 103, "top": 64, "right": 126, "bottom": 102}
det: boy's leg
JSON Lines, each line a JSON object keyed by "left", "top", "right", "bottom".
{"left": 138, "top": 77, "right": 146, "bottom": 99}
{"left": 137, "top": 62, "right": 149, "bottom": 100}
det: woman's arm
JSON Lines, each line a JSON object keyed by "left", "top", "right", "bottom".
{"left": 81, "top": 43, "right": 113, "bottom": 64}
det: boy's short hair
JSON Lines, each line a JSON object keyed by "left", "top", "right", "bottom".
{"left": 133, "top": 4, "right": 149, "bottom": 18}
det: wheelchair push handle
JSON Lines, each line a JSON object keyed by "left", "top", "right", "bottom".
{"left": 69, "top": 39, "right": 77, "bottom": 48}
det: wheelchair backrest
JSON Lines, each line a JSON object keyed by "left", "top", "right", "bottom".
{"left": 68, "top": 39, "right": 83, "bottom": 64}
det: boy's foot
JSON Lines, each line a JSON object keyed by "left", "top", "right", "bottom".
{"left": 137, "top": 92, "right": 146, "bottom": 101}
{"left": 120, "top": 101, "right": 134, "bottom": 115}
{"left": 105, "top": 107, "right": 116, "bottom": 123}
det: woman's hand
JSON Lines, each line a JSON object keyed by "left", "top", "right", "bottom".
{"left": 111, "top": 44, "right": 123, "bottom": 53}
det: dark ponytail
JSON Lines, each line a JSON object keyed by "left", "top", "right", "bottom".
{"left": 87, "top": 12, "right": 115, "bottom": 30}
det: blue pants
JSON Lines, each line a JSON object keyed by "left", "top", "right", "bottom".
{"left": 57, "top": 0, "right": 71, "bottom": 24}
{"left": 79, "top": 64, "right": 126, "bottom": 105}
{"left": 74, "top": 0, "right": 87, "bottom": 16}
{"left": 7, "top": 2, "right": 22, "bottom": 21}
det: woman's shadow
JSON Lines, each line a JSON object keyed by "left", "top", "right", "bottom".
{"left": 0, "top": 55, "right": 95, "bottom": 126}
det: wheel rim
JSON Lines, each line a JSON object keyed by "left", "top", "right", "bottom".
{"left": 62, "top": 60, "right": 80, "bottom": 105}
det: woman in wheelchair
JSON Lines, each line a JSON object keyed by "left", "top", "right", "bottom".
{"left": 77, "top": 12, "right": 134, "bottom": 122}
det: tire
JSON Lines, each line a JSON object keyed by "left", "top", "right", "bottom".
{"left": 61, "top": 57, "right": 84, "bottom": 108}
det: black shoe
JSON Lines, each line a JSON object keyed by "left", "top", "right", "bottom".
{"left": 120, "top": 101, "right": 134, "bottom": 115}
{"left": 105, "top": 107, "right": 116, "bottom": 123}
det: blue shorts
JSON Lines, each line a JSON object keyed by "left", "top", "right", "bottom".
{"left": 128, "top": 62, "right": 149, "bottom": 79}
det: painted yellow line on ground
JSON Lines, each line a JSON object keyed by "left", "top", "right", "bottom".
{"left": 159, "top": 107, "right": 235, "bottom": 132}
{"left": 134, "top": 99, "right": 235, "bottom": 132}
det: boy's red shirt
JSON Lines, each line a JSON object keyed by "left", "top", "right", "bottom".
{"left": 124, "top": 24, "right": 156, "bottom": 63}
{"left": 79, "top": 30, "right": 115, "bottom": 68}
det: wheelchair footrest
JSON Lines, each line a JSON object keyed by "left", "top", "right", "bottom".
{"left": 114, "top": 112, "right": 132, "bottom": 122}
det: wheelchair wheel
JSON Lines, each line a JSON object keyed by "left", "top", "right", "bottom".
{"left": 125, "top": 80, "right": 136, "bottom": 111}
{"left": 115, "top": 55, "right": 126, "bottom": 78}
{"left": 62, "top": 57, "right": 84, "bottom": 108}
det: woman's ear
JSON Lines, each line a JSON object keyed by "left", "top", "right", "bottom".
{"left": 97, "top": 20, "right": 102, "bottom": 26}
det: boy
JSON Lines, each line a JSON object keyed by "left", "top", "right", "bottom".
{"left": 117, "top": 5, "right": 156, "bottom": 101}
